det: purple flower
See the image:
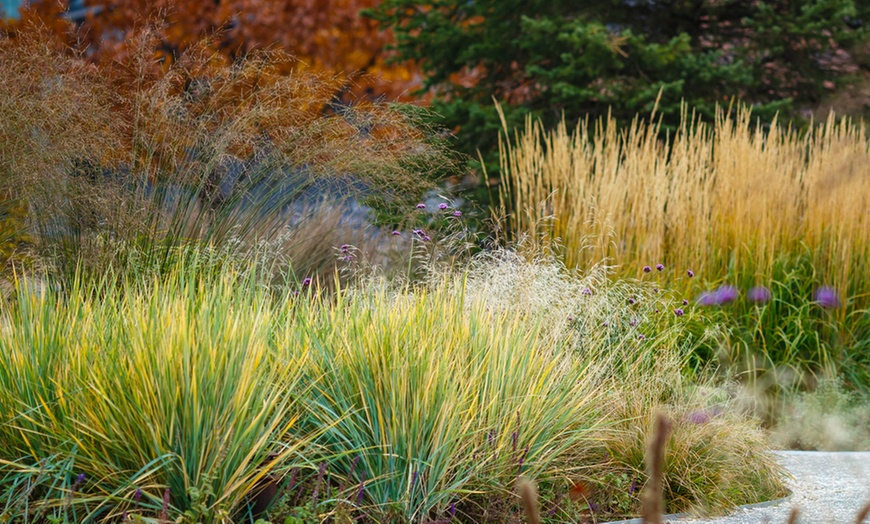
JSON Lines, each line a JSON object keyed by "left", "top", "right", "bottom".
{"left": 656, "top": 263, "right": 665, "bottom": 271}
{"left": 628, "top": 479, "right": 637, "bottom": 495}
{"left": 674, "top": 308, "right": 684, "bottom": 317}
{"left": 76, "top": 473, "right": 86, "bottom": 483}
{"left": 716, "top": 285, "right": 739, "bottom": 303}
{"left": 413, "top": 229, "right": 424, "bottom": 237}
{"left": 643, "top": 265, "right": 652, "bottom": 273}
{"left": 582, "top": 288, "right": 592, "bottom": 295}
{"left": 653, "top": 287, "right": 659, "bottom": 293}
{"left": 340, "top": 244, "right": 350, "bottom": 253}
{"left": 567, "top": 316, "right": 574, "bottom": 322}
{"left": 453, "top": 210, "right": 462, "bottom": 217}
{"left": 357, "top": 470, "right": 367, "bottom": 504}
{"left": 602, "top": 321, "right": 610, "bottom": 327}
{"left": 687, "top": 410, "right": 711, "bottom": 424}
{"left": 134, "top": 488, "right": 142, "bottom": 502}
{"left": 416, "top": 203, "right": 426, "bottom": 209}
{"left": 628, "top": 297, "right": 636, "bottom": 305}
{"left": 638, "top": 334, "right": 646, "bottom": 340}
{"left": 629, "top": 319, "right": 638, "bottom": 327}
{"left": 301, "top": 277, "right": 312, "bottom": 287}
{"left": 687, "top": 269, "right": 695, "bottom": 278}
{"left": 697, "top": 285, "right": 738, "bottom": 306}
{"left": 423, "top": 235, "right": 432, "bottom": 242}
{"left": 814, "top": 286, "right": 841, "bottom": 309}
{"left": 391, "top": 230, "right": 401, "bottom": 236}
{"left": 589, "top": 502, "right": 599, "bottom": 513}
{"left": 438, "top": 203, "right": 448, "bottom": 210}
{"left": 747, "top": 286, "right": 771, "bottom": 304}
{"left": 696, "top": 291, "right": 718, "bottom": 306}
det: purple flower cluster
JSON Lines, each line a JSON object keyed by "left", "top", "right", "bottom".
{"left": 696, "top": 285, "right": 738, "bottom": 306}
{"left": 695, "top": 284, "right": 841, "bottom": 309}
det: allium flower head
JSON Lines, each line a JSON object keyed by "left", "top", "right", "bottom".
{"left": 603, "top": 321, "right": 610, "bottom": 327}
{"left": 581, "top": 288, "right": 592, "bottom": 295}
{"left": 656, "top": 263, "right": 665, "bottom": 271}
{"left": 628, "top": 297, "right": 636, "bottom": 305}
{"left": 629, "top": 319, "right": 638, "bottom": 327}
{"left": 674, "top": 308, "right": 684, "bottom": 317}
{"left": 637, "top": 334, "right": 646, "bottom": 340}
{"left": 747, "top": 286, "right": 771, "bottom": 304}
{"left": 682, "top": 299, "right": 689, "bottom": 305}
{"left": 391, "top": 230, "right": 401, "bottom": 235}
{"left": 453, "top": 210, "right": 462, "bottom": 217}
{"left": 301, "top": 277, "right": 312, "bottom": 287}
{"left": 814, "top": 286, "right": 840, "bottom": 309}
{"left": 687, "top": 270, "right": 695, "bottom": 278}
{"left": 438, "top": 203, "right": 448, "bottom": 210}
{"left": 76, "top": 473, "right": 86, "bottom": 483}
{"left": 416, "top": 203, "right": 426, "bottom": 209}
{"left": 643, "top": 265, "right": 652, "bottom": 273}
{"left": 340, "top": 244, "right": 350, "bottom": 253}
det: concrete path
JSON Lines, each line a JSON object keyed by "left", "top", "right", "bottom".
{"left": 673, "top": 451, "right": 870, "bottom": 524}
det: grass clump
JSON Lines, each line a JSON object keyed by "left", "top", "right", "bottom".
{"left": 0, "top": 248, "right": 785, "bottom": 523}
{"left": 773, "top": 378, "right": 870, "bottom": 451}
{"left": 0, "top": 26, "right": 451, "bottom": 284}
{"left": 0, "top": 259, "right": 315, "bottom": 523}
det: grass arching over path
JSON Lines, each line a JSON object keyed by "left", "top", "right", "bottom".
{"left": 0, "top": 250, "right": 784, "bottom": 523}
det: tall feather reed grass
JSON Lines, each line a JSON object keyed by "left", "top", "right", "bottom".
{"left": 497, "top": 102, "right": 870, "bottom": 392}
{"left": 0, "top": 247, "right": 784, "bottom": 522}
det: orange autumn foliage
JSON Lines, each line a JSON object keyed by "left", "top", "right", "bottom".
{"left": 4, "top": 0, "right": 422, "bottom": 101}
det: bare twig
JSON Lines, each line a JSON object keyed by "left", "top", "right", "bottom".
{"left": 855, "top": 499, "right": 870, "bottom": 524}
